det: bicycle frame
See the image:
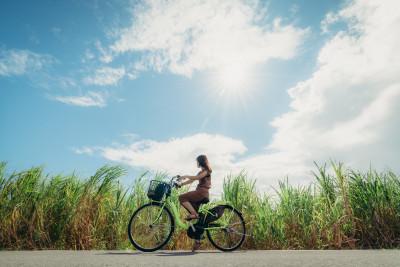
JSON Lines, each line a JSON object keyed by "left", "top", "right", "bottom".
{"left": 151, "top": 196, "right": 234, "bottom": 231}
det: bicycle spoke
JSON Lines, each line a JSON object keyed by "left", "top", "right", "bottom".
{"left": 227, "top": 222, "right": 242, "bottom": 227}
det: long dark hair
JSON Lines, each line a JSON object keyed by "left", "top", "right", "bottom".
{"left": 197, "top": 155, "right": 212, "bottom": 173}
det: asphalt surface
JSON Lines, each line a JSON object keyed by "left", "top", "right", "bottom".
{"left": 1, "top": 250, "right": 399, "bottom": 266}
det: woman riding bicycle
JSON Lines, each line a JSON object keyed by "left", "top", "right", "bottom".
{"left": 128, "top": 155, "right": 246, "bottom": 252}
{"left": 177, "top": 155, "right": 212, "bottom": 250}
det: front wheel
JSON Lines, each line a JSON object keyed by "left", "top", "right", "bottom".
{"left": 206, "top": 205, "right": 246, "bottom": 251}
{"left": 128, "top": 202, "right": 174, "bottom": 252}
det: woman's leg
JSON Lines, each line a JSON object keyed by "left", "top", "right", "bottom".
{"left": 180, "top": 201, "right": 196, "bottom": 215}
{"left": 178, "top": 190, "right": 208, "bottom": 216}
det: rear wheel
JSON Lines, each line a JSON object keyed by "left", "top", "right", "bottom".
{"left": 206, "top": 205, "right": 246, "bottom": 251}
{"left": 128, "top": 202, "right": 174, "bottom": 252}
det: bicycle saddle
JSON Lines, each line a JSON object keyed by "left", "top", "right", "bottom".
{"left": 197, "top": 198, "right": 210, "bottom": 205}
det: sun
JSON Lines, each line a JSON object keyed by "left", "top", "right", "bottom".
{"left": 206, "top": 63, "right": 259, "bottom": 111}
{"left": 217, "top": 64, "right": 249, "bottom": 92}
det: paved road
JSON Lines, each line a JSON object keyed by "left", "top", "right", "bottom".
{"left": 1, "top": 250, "right": 399, "bottom": 267}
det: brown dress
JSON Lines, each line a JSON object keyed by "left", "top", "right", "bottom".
{"left": 178, "top": 170, "right": 211, "bottom": 212}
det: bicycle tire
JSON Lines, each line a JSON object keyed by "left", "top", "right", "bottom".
{"left": 206, "top": 205, "right": 246, "bottom": 251}
{"left": 128, "top": 202, "right": 174, "bottom": 252}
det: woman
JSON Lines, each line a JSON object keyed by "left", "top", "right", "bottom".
{"left": 177, "top": 155, "right": 212, "bottom": 251}
{"left": 178, "top": 155, "right": 212, "bottom": 219}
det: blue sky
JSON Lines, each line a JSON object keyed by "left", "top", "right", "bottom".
{"left": 1, "top": 0, "right": 399, "bottom": 195}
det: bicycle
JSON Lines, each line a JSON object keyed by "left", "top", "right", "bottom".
{"left": 127, "top": 175, "right": 246, "bottom": 252}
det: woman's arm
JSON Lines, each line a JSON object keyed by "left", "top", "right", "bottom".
{"left": 178, "top": 171, "right": 208, "bottom": 182}
{"left": 179, "top": 179, "right": 194, "bottom": 187}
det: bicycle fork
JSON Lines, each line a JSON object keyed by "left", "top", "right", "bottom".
{"left": 150, "top": 202, "right": 167, "bottom": 226}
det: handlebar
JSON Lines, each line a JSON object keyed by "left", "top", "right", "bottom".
{"left": 170, "top": 175, "right": 181, "bottom": 188}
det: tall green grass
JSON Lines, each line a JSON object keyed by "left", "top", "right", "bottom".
{"left": 1, "top": 160, "right": 399, "bottom": 250}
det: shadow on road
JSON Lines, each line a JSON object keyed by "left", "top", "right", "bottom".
{"left": 155, "top": 251, "right": 220, "bottom": 257}
{"left": 98, "top": 250, "right": 248, "bottom": 257}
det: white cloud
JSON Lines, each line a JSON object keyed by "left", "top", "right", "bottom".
{"left": 265, "top": 0, "right": 400, "bottom": 176}
{"left": 109, "top": 0, "right": 308, "bottom": 76}
{"left": 127, "top": 71, "right": 139, "bottom": 80}
{"left": 84, "top": 66, "right": 125, "bottom": 86}
{"left": 290, "top": 4, "right": 299, "bottom": 17}
{"left": 96, "top": 133, "right": 245, "bottom": 173}
{"left": 72, "top": 147, "right": 94, "bottom": 156}
{"left": 75, "top": 0, "right": 400, "bottom": 195}
{"left": 321, "top": 12, "right": 339, "bottom": 34}
{"left": 76, "top": 133, "right": 247, "bottom": 196}
{"left": 96, "top": 41, "right": 113, "bottom": 63}
{"left": 0, "top": 48, "right": 79, "bottom": 90}
{"left": 58, "top": 77, "right": 77, "bottom": 88}
{"left": 82, "top": 49, "right": 95, "bottom": 63}
{"left": 0, "top": 48, "right": 53, "bottom": 77}
{"left": 50, "top": 91, "right": 106, "bottom": 107}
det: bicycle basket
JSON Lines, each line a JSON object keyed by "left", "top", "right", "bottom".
{"left": 147, "top": 180, "right": 168, "bottom": 201}
{"left": 205, "top": 205, "right": 226, "bottom": 224}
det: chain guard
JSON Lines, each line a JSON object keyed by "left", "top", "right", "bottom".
{"left": 187, "top": 224, "right": 205, "bottom": 240}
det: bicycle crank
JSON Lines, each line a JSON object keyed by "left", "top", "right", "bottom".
{"left": 187, "top": 223, "right": 205, "bottom": 240}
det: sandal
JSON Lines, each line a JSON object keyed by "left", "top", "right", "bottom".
{"left": 185, "top": 213, "right": 199, "bottom": 220}
{"left": 192, "top": 240, "right": 203, "bottom": 252}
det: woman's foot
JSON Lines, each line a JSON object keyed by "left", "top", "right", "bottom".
{"left": 184, "top": 213, "right": 199, "bottom": 220}
{"left": 192, "top": 240, "right": 203, "bottom": 252}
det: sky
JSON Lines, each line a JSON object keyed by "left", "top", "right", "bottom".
{"left": 1, "top": 0, "right": 399, "bottom": 197}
